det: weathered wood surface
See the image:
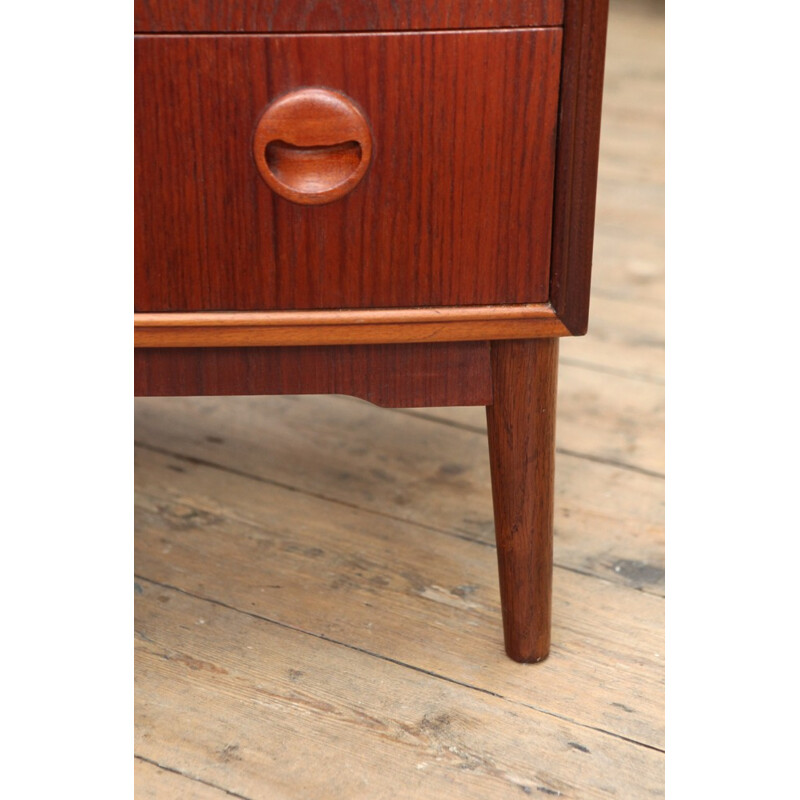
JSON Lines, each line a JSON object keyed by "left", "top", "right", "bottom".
{"left": 135, "top": 445, "right": 664, "bottom": 750}
{"left": 559, "top": 294, "right": 663, "bottom": 382}
{"left": 134, "top": 758, "right": 234, "bottom": 800}
{"left": 135, "top": 393, "right": 664, "bottom": 595}
{"left": 404, "top": 360, "right": 664, "bottom": 476}
{"left": 136, "top": 579, "right": 663, "bottom": 799}
{"left": 590, "top": 0, "right": 663, "bottom": 307}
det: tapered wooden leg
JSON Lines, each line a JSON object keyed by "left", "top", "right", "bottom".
{"left": 486, "top": 338, "right": 559, "bottom": 663}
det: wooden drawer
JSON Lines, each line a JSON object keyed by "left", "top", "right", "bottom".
{"left": 134, "top": 30, "right": 562, "bottom": 312}
{"left": 134, "top": 0, "right": 564, "bottom": 33}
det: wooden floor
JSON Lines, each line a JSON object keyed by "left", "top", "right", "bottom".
{"left": 134, "top": 1, "right": 665, "bottom": 797}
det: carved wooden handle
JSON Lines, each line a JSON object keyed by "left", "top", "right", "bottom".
{"left": 253, "top": 88, "right": 372, "bottom": 205}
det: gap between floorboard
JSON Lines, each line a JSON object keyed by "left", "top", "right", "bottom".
{"left": 135, "top": 575, "right": 664, "bottom": 756}
{"left": 134, "top": 439, "right": 665, "bottom": 598}
{"left": 135, "top": 755, "right": 254, "bottom": 800}
{"left": 558, "top": 356, "right": 665, "bottom": 384}
{"left": 387, "top": 411, "right": 665, "bottom": 480}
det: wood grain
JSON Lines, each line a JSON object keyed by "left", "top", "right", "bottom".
{"left": 133, "top": 304, "right": 570, "bottom": 348}
{"left": 559, "top": 294, "right": 664, "bottom": 382}
{"left": 252, "top": 87, "right": 373, "bottom": 205}
{"left": 590, "top": 1, "right": 663, "bottom": 307}
{"left": 134, "top": 393, "right": 664, "bottom": 597}
{"left": 406, "top": 359, "right": 665, "bottom": 477}
{"left": 134, "top": 446, "right": 664, "bottom": 749}
{"left": 486, "top": 339, "right": 559, "bottom": 662}
{"left": 135, "top": 578, "right": 662, "bottom": 798}
{"left": 135, "top": 30, "right": 561, "bottom": 311}
{"left": 134, "top": 342, "right": 492, "bottom": 408}
{"left": 134, "top": 758, "right": 233, "bottom": 799}
{"left": 134, "top": 1, "right": 664, "bottom": 793}
{"left": 134, "top": 0, "right": 564, "bottom": 32}
{"left": 549, "top": 0, "right": 610, "bottom": 334}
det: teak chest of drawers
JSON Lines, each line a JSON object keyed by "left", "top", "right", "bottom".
{"left": 134, "top": 0, "right": 610, "bottom": 662}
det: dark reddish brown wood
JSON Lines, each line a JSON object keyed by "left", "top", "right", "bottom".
{"left": 253, "top": 88, "right": 372, "bottom": 205}
{"left": 549, "top": 0, "right": 610, "bottom": 335}
{"left": 135, "top": 342, "right": 492, "bottom": 407}
{"left": 134, "top": 0, "right": 564, "bottom": 33}
{"left": 135, "top": 30, "right": 561, "bottom": 312}
{"left": 486, "top": 338, "right": 558, "bottom": 662}
{"left": 132, "top": 1, "right": 611, "bottom": 665}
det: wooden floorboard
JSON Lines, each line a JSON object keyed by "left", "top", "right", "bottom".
{"left": 591, "top": 0, "right": 664, "bottom": 308}
{"left": 401, "top": 361, "right": 664, "bottom": 476}
{"left": 135, "top": 758, "right": 242, "bottom": 800}
{"left": 135, "top": 0, "right": 665, "bottom": 795}
{"left": 135, "top": 393, "right": 665, "bottom": 595}
{"left": 560, "top": 294, "right": 664, "bottom": 383}
{"left": 135, "top": 445, "right": 663, "bottom": 747}
{"left": 136, "top": 581, "right": 663, "bottom": 800}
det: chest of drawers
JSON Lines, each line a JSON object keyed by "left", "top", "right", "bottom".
{"left": 134, "top": 0, "right": 610, "bottom": 662}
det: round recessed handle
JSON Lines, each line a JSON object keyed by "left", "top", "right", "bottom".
{"left": 253, "top": 88, "right": 372, "bottom": 205}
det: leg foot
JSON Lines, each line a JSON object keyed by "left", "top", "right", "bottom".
{"left": 486, "top": 338, "right": 558, "bottom": 663}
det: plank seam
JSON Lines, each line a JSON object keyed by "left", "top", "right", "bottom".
{"left": 134, "top": 755, "right": 254, "bottom": 800}
{"left": 387, "top": 411, "right": 665, "bottom": 478}
{"left": 135, "top": 441, "right": 665, "bottom": 584}
{"left": 557, "top": 356, "right": 665, "bottom": 386}
{"left": 134, "top": 440, "right": 497, "bottom": 547}
{"left": 135, "top": 576, "right": 665, "bottom": 754}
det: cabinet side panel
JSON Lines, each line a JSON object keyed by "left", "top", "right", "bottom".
{"left": 549, "top": 0, "right": 610, "bottom": 334}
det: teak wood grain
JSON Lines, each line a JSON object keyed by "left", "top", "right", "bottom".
{"left": 135, "top": 29, "right": 561, "bottom": 312}
{"left": 134, "top": 342, "right": 492, "bottom": 408}
{"left": 486, "top": 339, "right": 559, "bottom": 662}
{"left": 252, "top": 87, "right": 373, "bottom": 205}
{"left": 134, "top": 0, "right": 564, "bottom": 32}
{"left": 549, "top": 0, "right": 610, "bottom": 334}
{"left": 133, "top": 304, "right": 570, "bottom": 348}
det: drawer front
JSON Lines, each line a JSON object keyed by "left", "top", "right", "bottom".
{"left": 135, "top": 30, "right": 562, "bottom": 312}
{"left": 135, "top": 1, "right": 564, "bottom": 33}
